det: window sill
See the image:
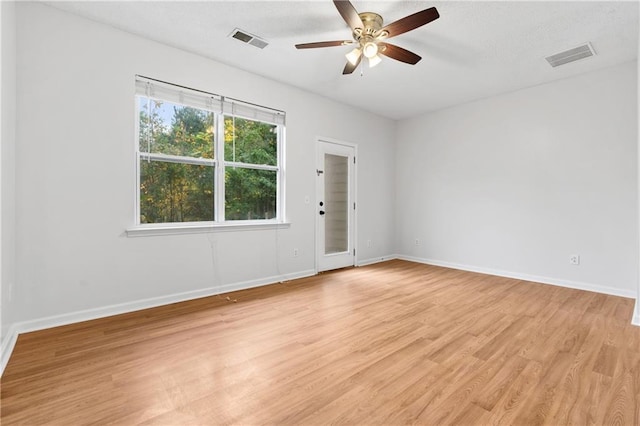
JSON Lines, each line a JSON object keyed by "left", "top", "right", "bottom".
{"left": 126, "top": 221, "right": 291, "bottom": 237}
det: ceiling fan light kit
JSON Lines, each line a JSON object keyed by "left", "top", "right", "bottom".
{"left": 346, "top": 47, "right": 362, "bottom": 65}
{"left": 362, "top": 41, "right": 378, "bottom": 58}
{"left": 295, "top": 0, "right": 439, "bottom": 75}
{"left": 368, "top": 54, "right": 382, "bottom": 68}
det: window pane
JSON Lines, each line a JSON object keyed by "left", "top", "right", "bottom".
{"left": 224, "top": 117, "right": 277, "bottom": 166}
{"left": 225, "top": 168, "right": 276, "bottom": 220}
{"left": 140, "top": 160, "right": 214, "bottom": 223}
{"left": 138, "top": 97, "right": 214, "bottom": 159}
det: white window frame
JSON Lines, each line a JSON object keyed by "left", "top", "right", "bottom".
{"left": 128, "top": 76, "right": 287, "bottom": 237}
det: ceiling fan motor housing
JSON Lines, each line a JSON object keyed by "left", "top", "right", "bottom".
{"left": 354, "top": 12, "right": 386, "bottom": 40}
{"left": 354, "top": 12, "right": 388, "bottom": 58}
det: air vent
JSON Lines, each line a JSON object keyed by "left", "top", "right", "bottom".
{"left": 546, "top": 43, "right": 595, "bottom": 67}
{"left": 229, "top": 28, "right": 269, "bottom": 49}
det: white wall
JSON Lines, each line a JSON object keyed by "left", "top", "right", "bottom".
{"left": 396, "top": 61, "right": 638, "bottom": 297}
{"left": 1, "top": 1, "right": 17, "bottom": 345}
{"left": 10, "top": 2, "right": 396, "bottom": 326}
{"left": 636, "top": 53, "right": 640, "bottom": 325}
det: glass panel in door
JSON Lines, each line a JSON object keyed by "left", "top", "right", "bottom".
{"left": 324, "top": 153, "right": 349, "bottom": 254}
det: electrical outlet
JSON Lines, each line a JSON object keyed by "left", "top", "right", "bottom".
{"left": 415, "top": 238, "right": 420, "bottom": 246}
{"left": 367, "top": 239, "right": 372, "bottom": 248}
{"left": 293, "top": 248, "right": 299, "bottom": 257}
{"left": 569, "top": 254, "right": 580, "bottom": 265}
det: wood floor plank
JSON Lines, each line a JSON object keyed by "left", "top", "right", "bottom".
{"left": 594, "top": 343, "right": 619, "bottom": 377}
{"left": 472, "top": 354, "right": 530, "bottom": 411}
{"left": 547, "top": 315, "right": 608, "bottom": 424}
{"left": 2, "top": 259, "right": 639, "bottom": 425}
{"left": 601, "top": 349, "right": 640, "bottom": 426}
{"left": 484, "top": 358, "right": 545, "bottom": 426}
{"left": 511, "top": 351, "right": 574, "bottom": 425}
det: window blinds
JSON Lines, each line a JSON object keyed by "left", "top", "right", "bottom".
{"left": 221, "top": 98, "right": 286, "bottom": 126}
{"left": 135, "top": 75, "right": 285, "bottom": 125}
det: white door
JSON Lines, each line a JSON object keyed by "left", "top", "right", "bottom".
{"left": 316, "top": 139, "right": 356, "bottom": 272}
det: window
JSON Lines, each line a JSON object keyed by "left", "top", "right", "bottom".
{"left": 135, "top": 76, "right": 285, "bottom": 227}
{"left": 138, "top": 98, "right": 216, "bottom": 223}
{"left": 224, "top": 116, "right": 278, "bottom": 220}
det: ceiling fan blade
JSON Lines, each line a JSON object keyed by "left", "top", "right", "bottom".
{"left": 333, "top": 0, "right": 364, "bottom": 31}
{"left": 342, "top": 55, "right": 362, "bottom": 75}
{"left": 380, "top": 7, "right": 439, "bottom": 38}
{"left": 378, "top": 42, "right": 422, "bottom": 65}
{"left": 295, "top": 40, "right": 353, "bottom": 49}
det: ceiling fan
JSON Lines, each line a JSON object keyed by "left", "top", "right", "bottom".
{"left": 295, "top": 0, "right": 440, "bottom": 75}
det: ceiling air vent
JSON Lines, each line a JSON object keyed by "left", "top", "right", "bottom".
{"left": 229, "top": 28, "right": 269, "bottom": 49}
{"left": 546, "top": 43, "right": 595, "bottom": 67}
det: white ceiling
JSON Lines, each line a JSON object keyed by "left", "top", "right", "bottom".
{"left": 45, "top": 1, "right": 638, "bottom": 120}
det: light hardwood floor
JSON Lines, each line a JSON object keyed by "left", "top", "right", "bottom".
{"left": 2, "top": 260, "right": 639, "bottom": 425}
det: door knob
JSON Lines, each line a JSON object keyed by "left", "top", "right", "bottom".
{"left": 319, "top": 210, "right": 325, "bottom": 215}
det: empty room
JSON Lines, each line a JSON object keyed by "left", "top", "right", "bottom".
{"left": 1, "top": 0, "right": 639, "bottom": 424}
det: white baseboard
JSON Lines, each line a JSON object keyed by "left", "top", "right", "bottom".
{"left": 633, "top": 300, "right": 640, "bottom": 326}
{"left": 356, "top": 255, "right": 398, "bottom": 267}
{"left": 1, "top": 325, "right": 19, "bottom": 377}
{"left": 276, "top": 270, "right": 317, "bottom": 283}
{"left": 397, "top": 255, "right": 638, "bottom": 299}
{"left": 0, "top": 269, "right": 316, "bottom": 377}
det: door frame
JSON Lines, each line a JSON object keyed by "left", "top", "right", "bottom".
{"left": 315, "top": 136, "right": 358, "bottom": 273}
